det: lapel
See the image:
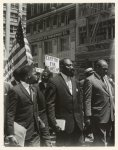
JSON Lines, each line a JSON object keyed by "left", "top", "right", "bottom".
{"left": 19, "top": 83, "right": 33, "bottom": 103}
{"left": 31, "top": 86, "right": 37, "bottom": 103}
{"left": 94, "top": 73, "right": 110, "bottom": 95}
{"left": 59, "top": 74, "right": 72, "bottom": 95}
{"left": 71, "top": 77, "right": 76, "bottom": 96}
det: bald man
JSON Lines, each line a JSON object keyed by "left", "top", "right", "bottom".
{"left": 83, "top": 59, "right": 115, "bottom": 146}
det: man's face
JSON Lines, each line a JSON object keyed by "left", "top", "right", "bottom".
{"left": 28, "top": 68, "right": 38, "bottom": 84}
{"left": 97, "top": 62, "right": 108, "bottom": 77}
{"left": 41, "top": 72, "right": 49, "bottom": 83}
{"left": 61, "top": 59, "right": 75, "bottom": 77}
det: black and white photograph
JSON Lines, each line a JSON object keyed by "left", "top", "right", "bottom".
{"left": 2, "top": 1, "right": 116, "bottom": 148}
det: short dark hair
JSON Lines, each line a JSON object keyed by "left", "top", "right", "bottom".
{"left": 42, "top": 67, "right": 53, "bottom": 78}
{"left": 13, "top": 68, "right": 20, "bottom": 82}
{"left": 18, "top": 65, "right": 33, "bottom": 81}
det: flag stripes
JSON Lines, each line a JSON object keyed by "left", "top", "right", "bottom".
{"left": 4, "top": 17, "right": 33, "bottom": 82}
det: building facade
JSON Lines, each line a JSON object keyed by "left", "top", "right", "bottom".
{"left": 26, "top": 3, "right": 76, "bottom": 68}
{"left": 75, "top": 3, "right": 115, "bottom": 79}
{"left": 3, "top": 3, "right": 27, "bottom": 59}
{"left": 26, "top": 3, "right": 115, "bottom": 78}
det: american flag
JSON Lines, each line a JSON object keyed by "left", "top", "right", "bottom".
{"left": 4, "top": 17, "right": 33, "bottom": 82}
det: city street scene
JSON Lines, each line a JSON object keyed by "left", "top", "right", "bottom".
{"left": 3, "top": 3, "right": 115, "bottom": 147}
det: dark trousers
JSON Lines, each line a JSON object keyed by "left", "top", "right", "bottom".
{"left": 24, "top": 132, "right": 40, "bottom": 147}
{"left": 56, "top": 124, "right": 83, "bottom": 146}
{"left": 92, "top": 121, "right": 114, "bottom": 146}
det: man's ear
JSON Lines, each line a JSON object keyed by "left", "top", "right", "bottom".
{"left": 25, "top": 76, "right": 31, "bottom": 83}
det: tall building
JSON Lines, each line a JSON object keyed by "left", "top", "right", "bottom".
{"left": 26, "top": 3, "right": 115, "bottom": 78}
{"left": 75, "top": 3, "right": 115, "bottom": 79}
{"left": 3, "top": 3, "right": 27, "bottom": 59}
{"left": 26, "top": 3, "right": 75, "bottom": 68}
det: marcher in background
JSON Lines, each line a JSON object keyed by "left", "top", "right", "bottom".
{"left": 79, "top": 68, "right": 94, "bottom": 144}
{"left": 83, "top": 59, "right": 115, "bottom": 146}
{"left": 80, "top": 67, "right": 94, "bottom": 88}
{"left": 45, "top": 58, "right": 84, "bottom": 146}
{"left": 6, "top": 65, "right": 49, "bottom": 147}
{"left": 39, "top": 68, "right": 53, "bottom": 95}
{"left": 30, "top": 67, "right": 52, "bottom": 146}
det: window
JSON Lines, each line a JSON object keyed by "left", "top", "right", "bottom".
{"left": 10, "top": 12, "right": 18, "bottom": 22}
{"left": 3, "top": 24, "right": 6, "bottom": 33}
{"left": 40, "top": 4, "right": 43, "bottom": 14}
{"left": 31, "top": 45, "right": 38, "bottom": 56}
{"left": 3, "top": 36, "right": 5, "bottom": 44}
{"left": 3, "top": 11, "right": 6, "bottom": 18}
{"left": 43, "top": 4, "right": 50, "bottom": 11}
{"left": 3, "top": 3, "right": 6, "bottom": 7}
{"left": 10, "top": 25, "right": 17, "bottom": 33}
{"left": 46, "top": 4, "right": 50, "bottom": 10}
{"left": 22, "top": 5, "right": 27, "bottom": 11}
{"left": 69, "top": 8, "right": 75, "bottom": 20}
{"left": 46, "top": 17, "right": 50, "bottom": 28}
{"left": 79, "top": 26, "right": 87, "bottom": 44}
{"left": 11, "top": 3, "right": 19, "bottom": 9}
{"left": 60, "top": 36, "right": 69, "bottom": 52}
{"left": 53, "top": 15, "right": 57, "bottom": 26}
{"left": 38, "top": 20, "right": 43, "bottom": 32}
{"left": 10, "top": 37, "right": 14, "bottom": 45}
{"left": 61, "top": 13, "right": 65, "bottom": 24}
{"left": 44, "top": 40, "right": 52, "bottom": 54}
{"left": 31, "top": 5, "right": 34, "bottom": 16}
{"left": 33, "top": 23, "right": 37, "bottom": 32}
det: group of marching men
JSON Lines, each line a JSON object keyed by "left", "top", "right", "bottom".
{"left": 4, "top": 58, "right": 115, "bottom": 147}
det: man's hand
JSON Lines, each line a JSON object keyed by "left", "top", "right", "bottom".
{"left": 8, "top": 135, "right": 19, "bottom": 146}
{"left": 85, "top": 117, "right": 91, "bottom": 128}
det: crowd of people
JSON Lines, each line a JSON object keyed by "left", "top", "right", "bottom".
{"left": 4, "top": 58, "right": 115, "bottom": 147}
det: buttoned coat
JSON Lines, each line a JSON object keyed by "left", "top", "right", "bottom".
{"left": 83, "top": 73, "right": 114, "bottom": 123}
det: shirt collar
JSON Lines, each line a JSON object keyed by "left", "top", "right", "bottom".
{"left": 21, "top": 81, "right": 29, "bottom": 89}
{"left": 61, "top": 72, "right": 70, "bottom": 82}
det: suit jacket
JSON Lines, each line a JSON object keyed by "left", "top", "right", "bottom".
{"left": 7, "top": 83, "right": 40, "bottom": 140}
{"left": 45, "top": 74, "right": 83, "bottom": 134}
{"left": 33, "top": 84, "right": 51, "bottom": 146}
{"left": 39, "top": 82, "right": 46, "bottom": 95}
{"left": 83, "top": 73, "right": 114, "bottom": 123}
{"left": 4, "top": 81, "right": 13, "bottom": 135}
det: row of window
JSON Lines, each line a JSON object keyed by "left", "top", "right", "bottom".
{"left": 27, "top": 8, "right": 75, "bottom": 34}
{"left": 3, "top": 10, "right": 26, "bottom": 22}
{"left": 79, "top": 3, "right": 115, "bottom": 17}
{"left": 27, "top": 3, "right": 70, "bottom": 19}
{"left": 31, "top": 36, "right": 69, "bottom": 56}
{"left": 79, "top": 19, "right": 115, "bottom": 44}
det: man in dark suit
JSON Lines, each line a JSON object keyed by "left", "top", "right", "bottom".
{"left": 83, "top": 59, "right": 115, "bottom": 146}
{"left": 6, "top": 65, "right": 50, "bottom": 146}
{"left": 45, "top": 58, "right": 83, "bottom": 146}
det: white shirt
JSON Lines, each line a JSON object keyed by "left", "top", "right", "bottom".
{"left": 21, "top": 81, "right": 30, "bottom": 95}
{"left": 61, "top": 72, "right": 72, "bottom": 95}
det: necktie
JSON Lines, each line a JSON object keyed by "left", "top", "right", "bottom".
{"left": 29, "top": 85, "right": 33, "bottom": 101}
